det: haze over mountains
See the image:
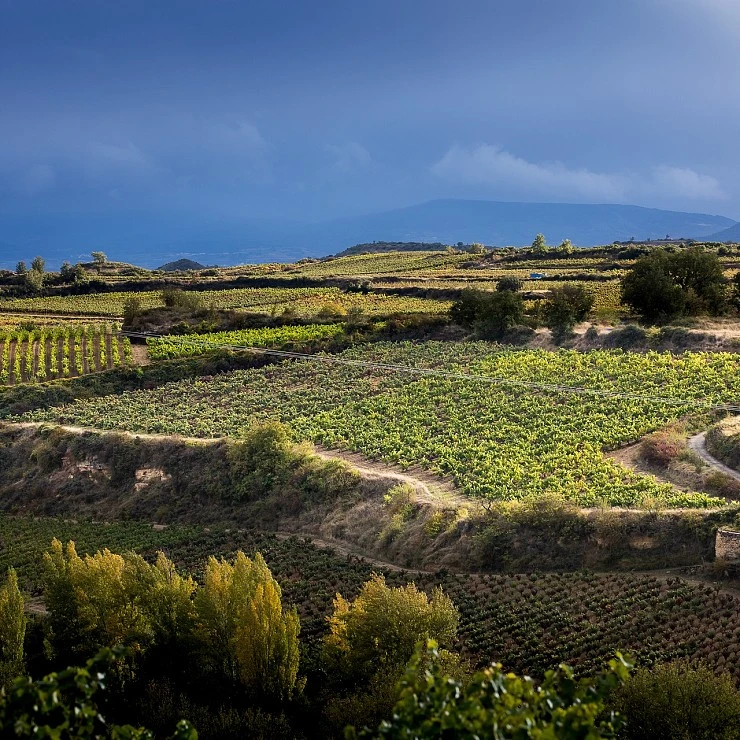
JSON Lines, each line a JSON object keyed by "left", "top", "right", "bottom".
{"left": 0, "top": 199, "right": 735, "bottom": 270}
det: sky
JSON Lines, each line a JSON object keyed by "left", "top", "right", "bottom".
{"left": 1, "top": 0, "right": 739, "bottom": 227}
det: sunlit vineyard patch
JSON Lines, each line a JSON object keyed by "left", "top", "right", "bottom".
{"left": 0, "top": 286, "right": 449, "bottom": 317}
{"left": 146, "top": 323, "right": 346, "bottom": 360}
{"left": 0, "top": 324, "right": 132, "bottom": 384}
{"left": 23, "top": 343, "right": 740, "bottom": 508}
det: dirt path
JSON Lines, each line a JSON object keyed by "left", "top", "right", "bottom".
{"left": 688, "top": 432, "right": 740, "bottom": 483}
{"left": 275, "top": 531, "right": 432, "bottom": 574}
{"left": 8, "top": 421, "right": 463, "bottom": 510}
{"left": 313, "top": 445, "right": 468, "bottom": 509}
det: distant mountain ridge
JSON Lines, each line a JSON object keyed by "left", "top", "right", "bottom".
{"left": 302, "top": 200, "right": 735, "bottom": 251}
{"left": 707, "top": 222, "right": 740, "bottom": 242}
{"left": 157, "top": 259, "right": 208, "bottom": 271}
{"left": 0, "top": 199, "right": 735, "bottom": 269}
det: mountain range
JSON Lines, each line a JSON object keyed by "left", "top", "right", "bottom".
{"left": 0, "top": 200, "right": 736, "bottom": 269}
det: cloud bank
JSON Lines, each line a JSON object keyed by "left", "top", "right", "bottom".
{"left": 431, "top": 144, "right": 726, "bottom": 203}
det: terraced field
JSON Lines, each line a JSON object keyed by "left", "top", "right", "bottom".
{"left": 0, "top": 286, "right": 449, "bottom": 317}
{"left": 22, "top": 343, "right": 740, "bottom": 508}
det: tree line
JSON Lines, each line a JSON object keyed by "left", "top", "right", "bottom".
{"left": 0, "top": 545, "right": 738, "bottom": 738}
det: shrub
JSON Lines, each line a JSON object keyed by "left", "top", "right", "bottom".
{"left": 0, "top": 648, "right": 196, "bottom": 739}
{"left": 474, "top": 291, "right": 525, "bottom": 339}
{"left": 611, "top": 661, "right": 740, "bottom": 739}
{"left": 161, "top": 288, "right": 203, "bottom": 312}
{"left": 543, "top": 284, "right": 595, "bottom": 338}
{"left": 350, "top": 640, "right": 630, "bottom": 739}
{"left": 640, "top": 430, "right": 685, "bottom": 468}
{"left": 496, "top": 277, "right": 522, "bottom": 293}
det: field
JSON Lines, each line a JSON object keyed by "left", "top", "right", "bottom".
{"left": 146, "top": 323, "right": 346, "bottom": 360}
{"left": 22, "top": 342, "right": 740, "bottom": 507}
{"left": 0, "top": 324, "right": 132, "bottom": 385}
{"left": 3, "top": 515, "right": 738, "bottom": 682}
{"left": 0, "top": 286, "right": 450, "bottom": 317}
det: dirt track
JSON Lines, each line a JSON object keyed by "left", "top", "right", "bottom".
{"left": 688, "top": 431, "right": 740, "bottom": 483}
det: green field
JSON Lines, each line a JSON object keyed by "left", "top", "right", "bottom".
{"left": 22, "top": 343, "right": 740, "bottom": 508}
{"left": 0, "top": 286, "right": 449, "bottom": 317}
{"left": 146, "top": 323, "right": 346, "bottom": 360}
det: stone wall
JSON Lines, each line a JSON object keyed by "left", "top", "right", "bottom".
{"left": 716, "top": 529, "right": 740, "bottom": 560}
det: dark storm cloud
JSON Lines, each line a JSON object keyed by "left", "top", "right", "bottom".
{"left": 0, "top": 0, "right": 738, "bottom": 221}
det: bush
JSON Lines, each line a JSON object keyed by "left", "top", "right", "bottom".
{"left": 543, "top": 284, "right": 594, "bottom": 338}
{"left": 611, "top": 661, "right": 740, "bottom": 739}
{"left": 349, "top": 640, "right": 630, "bottom": 739}
{"left": 450, "top": 289, "right": 525, "bottom": 338}
{"left": 0, "top": 648, "right": 196, "bottom": 739}
{"left": 161, "top": 288, "right": 203, "bottom": 312}
{"left": 621, "top": 248, "right": 727, "bottom": 322}
{"left": 474, "top": 291, "right": 525, "bottom": 339}
{"left": 496, "top": 277, "right": 522, "bottom": 293}
{"left": 640, "top": 430, "right": 685, "bottom": 468}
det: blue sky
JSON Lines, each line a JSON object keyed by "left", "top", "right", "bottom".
{"left": 1, "top": 0, "right": 739, "bottom": 224}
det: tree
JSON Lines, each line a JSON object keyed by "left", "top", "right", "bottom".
{"left": 449, "top": 289, "right": 484, "bottom": 328}
{"left": 621, "top": 248, "right": 727, "bottom": 322}
{"left": 0, "top": 648, "right": 196, "bottom": 739}
{"left": 15, "top": 261, "right": 27, "bottom": 276}
{"left": 532, "top": 233, "right": 548, "bottom": 254}
{"left": 59, "top": 261, "right": 74, "bottom": 282}
{"left": 43, "top": 540, "right": 196, "bottom": 663}
{"left": 543, "top": 284, "right": 595, "bottom": 339}
{"left": 351, "top": 641, "right": 630, "bottom": 739}
{"left": 475, "top": 290, "right": 524, "bottom": 339}
{"left": 23, "top": 268, "right": 44, "bottom": 294}
{"left": 324, "top": 574, "right": 458, "bottom": 683}
{"left": 611, "top": 661, "right": 740, "bottom": 740}
{"left": 194, "top": 551, "right": 301, "bottom": 700}
{"left": 91, "top": 251, "right": 107, "bottom": 266}
{"left": 467, "top": 242, "right": 486, "bottom": 255}
{"left": 0, "top": 569, "right": 26, "bottom": 688}
{"left": 496, "top": 277, "right": 522, "bottom": 293}
{"left": 30, "top": 256, "right": 45, "bottom": 274}
{"left": 123, "top": 296, "right": 143, "bottom": 326}
{"left": 558, "top": 238, "right": 574, "bottom": 255}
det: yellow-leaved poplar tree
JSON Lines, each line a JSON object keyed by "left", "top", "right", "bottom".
{"left": 324, "top": 573, "right": 458, "bottom": 681}
{"left": 0, "top": 569, "right": 26, "bottom": 687}
{"left": 195, "top": 551, "right": 301, "bottom": 699}
{"left": 43, "top": 539, "right": 195, "bottom": 660}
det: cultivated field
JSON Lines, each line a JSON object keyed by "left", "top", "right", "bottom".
{"left": 21, "top": 342, "right": 740, "bottom": 507}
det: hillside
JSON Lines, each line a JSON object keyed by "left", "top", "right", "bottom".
{"left": 301, "top": 200, "right": 735, "bottom": 251}
{"left": 708, "top": 222, "right": 740, "bottom": 242}
{"left": 157, "top": 258, "right": 208, "bottom": 271}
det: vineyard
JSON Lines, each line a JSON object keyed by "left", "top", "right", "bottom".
{"left": 0, "top": 324, "right": 132, "bottom": 385}
{"left": 0, "top": 286, "right": 450, "bottom": 317}
{"left": 2, "top": 515, "right": 738, "bottom": 682}
{"left": 146, "top": 323, "right": 346, "bottom": 360}
{"left": 22, "top": 343, "right": 740, "bottom": 507}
